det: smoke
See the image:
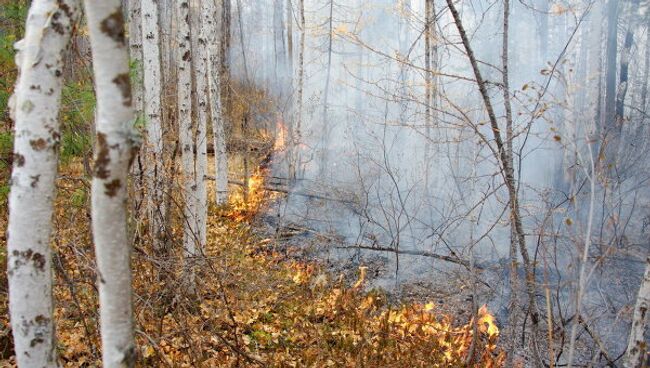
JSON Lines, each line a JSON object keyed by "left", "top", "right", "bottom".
{"left": 227, "top": 0, "right": 650, "bottom": 359}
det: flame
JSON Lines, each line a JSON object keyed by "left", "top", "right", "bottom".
{"left": 227, "top": 168, "right": 268, "bottom": 221}
{"left": 274, "top": 119, "right": 287, "bottom": 152}
{"left": 478, "top": 304, "right": 499, "bottom": 338}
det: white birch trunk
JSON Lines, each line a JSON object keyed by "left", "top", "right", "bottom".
{"left": 177, "top": 0, "right": 197, "bottom": 257}
{"left": 83, "top": 1, "right": 138, "bottom": 366}
{"left": 625, "top": 256, "right": 650, "bottom": 368}
{"left": 141, "top": 0, "right": 165, "bottom": 250}
{"left": 7, "top": 1, "right": 79, "bottom": 366}
{"left": 209, "top": 0, "right": 229, "bottom": 205}
{"left": 194, "top": 0, "right": 209, "bottom": 249}
{"left": 127, "top": 0, "right": 144, "bottom": 210}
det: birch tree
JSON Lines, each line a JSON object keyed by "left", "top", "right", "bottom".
{"left": 141, "top": 0, "right": 166, "bottom": 250}
{"left": 7, "top": 0, "right": 79, "bottom": 366}
{"left": 208, "top": 0, "right": 229, "bottom": 205}
{"left": 190, "top": 0, "right": 208, "bottom": 248}
{"left": 177, "top": 0, "right": 197, "bottom": 256}
{"left": 83, "top": 0, "right": 139, "bottom": 366}
{"left": 624, "top": 257, "right": 650, "bottom": 368}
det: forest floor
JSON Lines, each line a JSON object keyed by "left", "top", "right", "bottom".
{"left": 0, "top": 161, "right": 504, "bottom": 367}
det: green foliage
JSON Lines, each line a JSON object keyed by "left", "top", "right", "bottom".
{"left": 0, "top": 1, "right": 94, "bottom": 165}
{"left": 70, "top": 187, "right": 87, "bottom": 208}
{"left": 0, "top": 1, "right": 28, "bottom": 122}
{"left": 60, "top": 81, "right": 95, "bottom": 163}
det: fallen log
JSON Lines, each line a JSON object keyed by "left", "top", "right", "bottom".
{"left": 204, "top": 176, "right": 355, "bottom": 204}
{"left": 334, "top": 244, "right": 478, "bottom": 269}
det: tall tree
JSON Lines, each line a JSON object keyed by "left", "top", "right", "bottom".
{"left": 424, "top": 0, "right": 438, "bottom": 193}
{"left": 177, "top": 0, "right": 198, "bottom": 258}
{"left": 141, "top": 0, "right": 166, "bottom": 250}
{"left": 445, "top": 0, "right": 544, "bottom": 366}
{"left": 296, "top": 0, "right": 305, "bottom": 141}
{"left": 210, "top": 0, "right": 229, "bottom": 204}
{"left": 189, "top": 0, "right": 209, "bottom": 251}
{"left": 501, "top": 1, "right": 520, "bottom": 366}
{"left": 319, "top": 0, "right": 334, "bottom": 177}
{"left": 83, "top": 0, "right": 139, "bottom": 366}
{"left": 616, "top": 0, "right": 641, "bottom": 123}
{"left": 604, "top": 0, "right": 620, "bottom": 136}
{"left": 7, "top": 0, "right": 79, "bottom": 366}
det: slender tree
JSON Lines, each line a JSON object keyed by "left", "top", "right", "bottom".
{"left": 616, "top": 0, "right": 641, "bottom": 123}
{"left": 501, "top": 1, "right": 521, "bottom": 365}
{"left": 83, "top": 0, "right": 139, "bottom": 366}
{"left": 604, "top": 0, "right": 620, "bottom": 135}
{"left": 7, "top": 0, "right": 79, "bottom": 366}
{"left": 296, "top": 0, "right": 305, "bottom": 141}
{"left": 190, "top": 0, "right": 209, "bottom": 250}
{"left": 141, "top": 0, "right": 166, "bottom": 251}
{"left": 177, "top": 0, "right": 197, "bottom": 258}
{"left": 445, "top": 1, "right": 544, "bottom": 366}
{"left": 423, "top": 0, "right": 438, "bottom": 194}
{"left": 319, "top": 0, "right": 334, "bottom": 177}
{"left": 209, "top": 0, "right": 229, "bottom": 204}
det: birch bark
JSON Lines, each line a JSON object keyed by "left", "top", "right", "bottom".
{"left": 141, "top": 0, "right": 166, "bottom": 250}
{"left": 191, "top": 0, "right": 208, "bottom": 248}
{"left": 209, "top": 0, "right": 229, "bottom": 205}
{"left": 624, "top": 257, "right": 650, "bottom": 368}
{"left": 83, "top": 0, "right": 139, "bottom": 366}
{"left": 7, "top": 0, "right": 79, "bottom": 366}
{"left": 177, "top": 0, "right": 196, "bottom": 256}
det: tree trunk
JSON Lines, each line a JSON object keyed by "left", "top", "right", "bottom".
{"left": 624, "top": 256, "right": 650, "bottom": 368}
{"left": 319, "top": 0, "right": 334, "bottom": 178}
{"left": 445, "top": 1, "right": 543, "bottom": 366}
{"left": 177, "top": 0, "right": 197, "bottom": 258}
{"left": 640, "top": 14, "right": 650, "bottom": 115}
{"left": 423, "top": 0, "right": 438, "bottom": 195}
{"left": 7, "top": 1, "right": 79, "bottom": 366}
{"left": 83, "top": 0, "right": 138, "bottom": 366}
{"left": 127, "top": 0, "right": 143, "bottom": 120}
{"left": 210, "top": 0, "right": 229, "bottom": 204}
{"left": 191, "top": 0, "right": 209, "bottom": 251}
{"left": 296, "top": 0, "right": 305, "bottom": 141}
{"left": 501, "top": 1, "right": 521, "bottom": 366}
{"left": 141, "top": 0, "right": 166, "bottom": 251}
{"left": 604, "top": 0, "right": 620, "bottom": 135}
{"left": 127, "top": 0, "right": 144, "bottom": 211}
{"left": 616, "top": 0, "right": 640, "bottom": 123}
{"left": 220, "top": 0, "right": 231, "bottom": 115}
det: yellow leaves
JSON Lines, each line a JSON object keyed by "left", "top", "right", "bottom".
{"left": 142, "top": 345, "right": 155, "bottom": 359}
{"left": 37, "top": 164, "right": 505, "bottom": 368}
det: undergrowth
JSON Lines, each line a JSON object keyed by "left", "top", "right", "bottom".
{"left": 0, "top": 162, "right": 504, "bottom": 367}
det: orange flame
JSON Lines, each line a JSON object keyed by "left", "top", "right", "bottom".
{"left": 227, "top": 168, "right": 268, "bottom": 221}
{"left": 274, "top": 118, "right": 287, "bottom": 152}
